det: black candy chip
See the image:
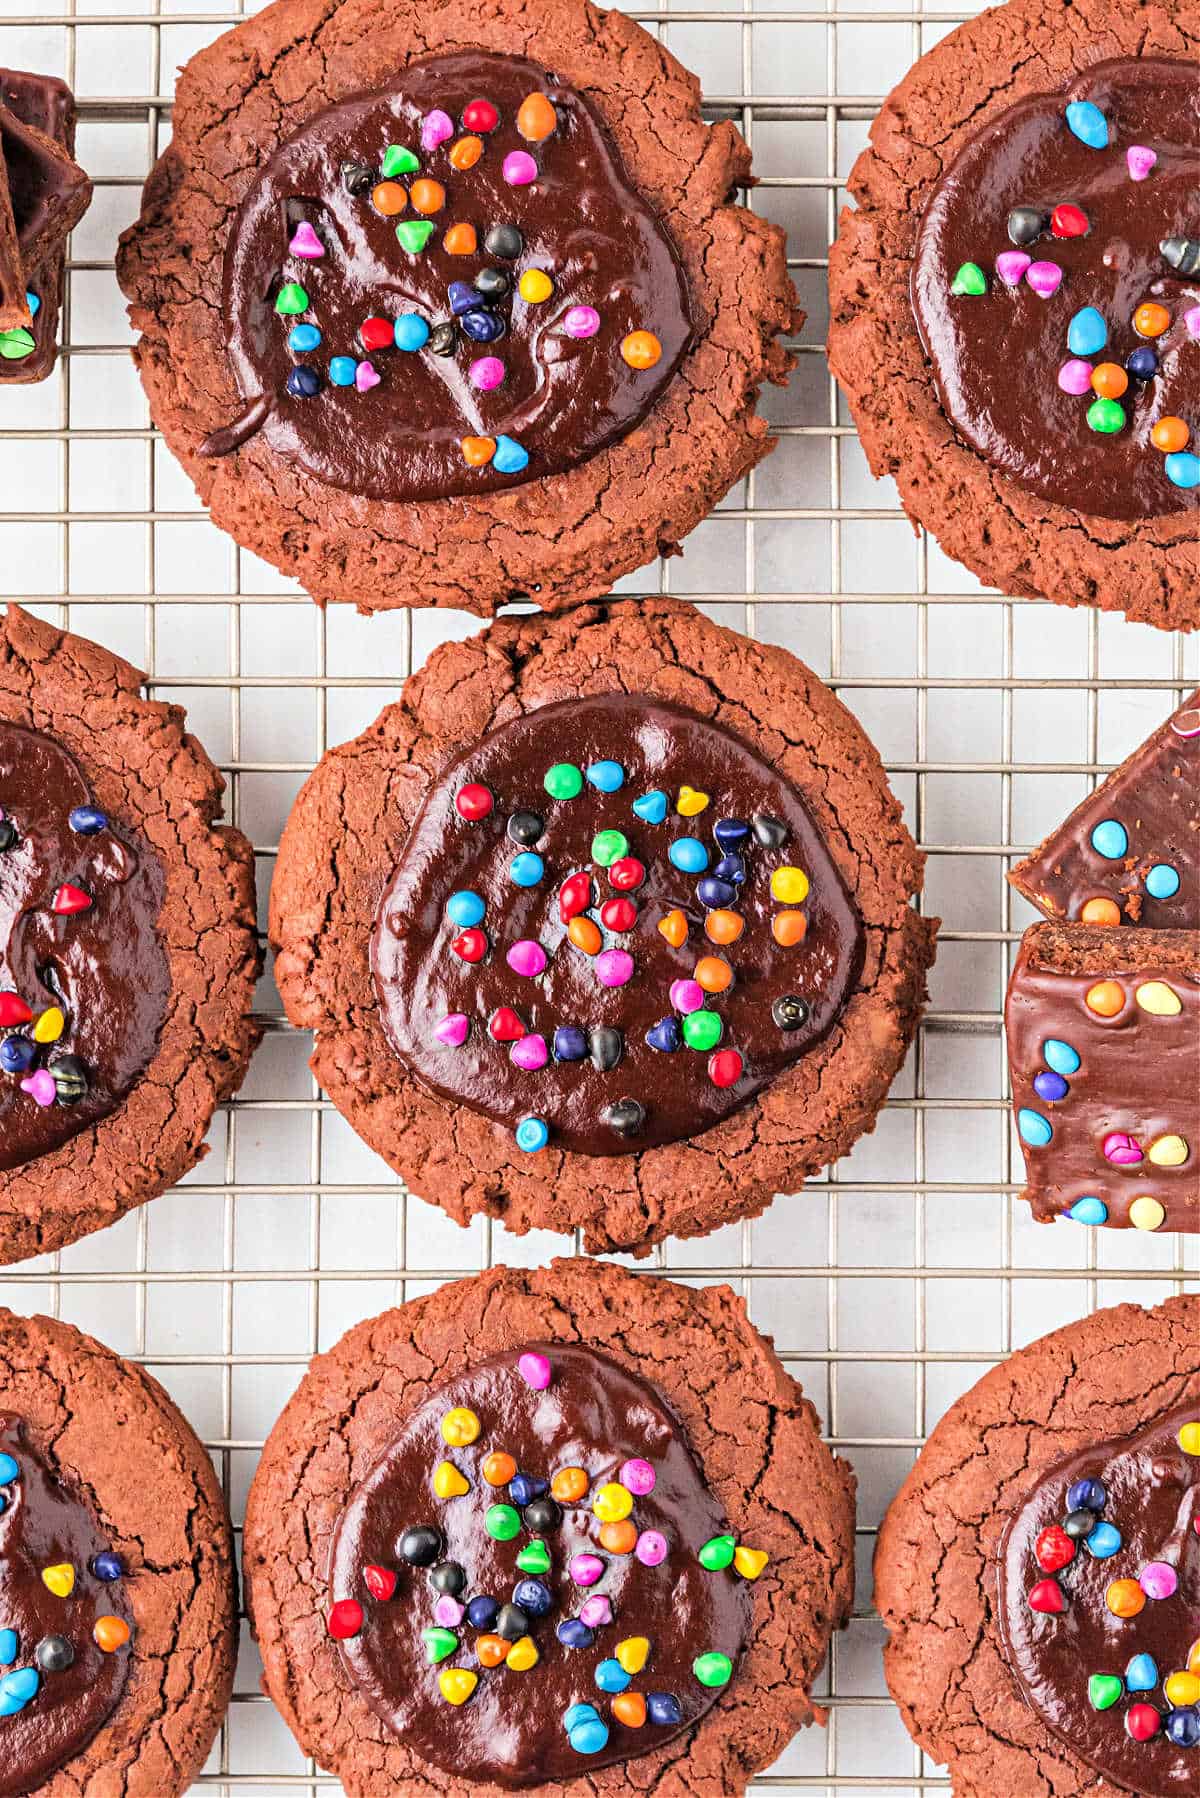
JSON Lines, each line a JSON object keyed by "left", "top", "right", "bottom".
{"left": 589, "top": 1027, "right": 623, "bottom": 1073}
{"left": 35, "top": 1635, "right": 74, "bottom": 1672}
{"left": 751, "top": 813, "right": 787, "bottom": 849}
{"left": 494, "top": 1602, "right": 529, "bottom": 1641}
{"left": 1007, "top": 205, "right": 1046, "bottom": 246}
{"left": 399, "top": 1525, "right": 442, "bottom": 1566}
{"left": 522, "top": 1496, "right": 562, "bottom": 1535}
{"left": 484, "top": 223, "right": 524, "bottom": 260}
{"left": 50, "top": 1056, "right": 88, "bottom": 1104}
{"left": 604, "top": 1098, "right": 645, "bottom": 1137}
{"left": 429, "top": 1561, "right": 466, "bottom": 1596}
{"left": 1063, "top": 1508, "right": 1098, "bottom": 1541}
{"left": 507, "top": 810, "right": 544, "bottom": 847}
{"left": 0, "top": 822, "right": 16, "bottom": 852}
{"left": 342, "top": 161, "right": 376, "bottom": 196}
{"left": 772, "top": 995, "right": 810, "bottom": 1032}
{"left": 474, "top": 266, "right": 511, "bottom": 299}
{"left": 428, "top": 320, "right": 458, "bottom": 358}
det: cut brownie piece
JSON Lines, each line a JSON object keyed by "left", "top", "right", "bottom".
{"left": 0, "top": 70, "right": 87, "bottom": 384}
{"left": 0, "top": 137, "right": 27, "bottom": 330}
{"left": 1010, "top": 692, "right": 1199, "bottom": 929}
{"left": 1006, "top": 922, "right": 1198, "bottom": 1233}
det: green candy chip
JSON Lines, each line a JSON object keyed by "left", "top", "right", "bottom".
{"left": 1087, "top": 1673, "right": 1124, "bottom": 1712}
{"left": 422, "top": 1627, "right": 459, "bottom": 1664}
{"left": 396, "top": 219, "right": 436, "bottom": 254}
{"left": 693, "top": 1651, "right": 733, "bottom": 1689}
{"left": 274, "top": 282, "right": 309, "bottom": 316}
{"left": 950, "top": 262, "right": 987, "bottom": 296}
{"left": 592, "top": 829, "right": 629, "bottom": 867}
{"left": 381, "top": 144, "right": 420, "bottom": 177}
{"left": 682, "top": 1010, "right": 723, "bottom": 1052}
{"left": 544, "top": 762, "right": 583, "bottom": 800}
{"left": 1087, "top": 397, "right": 1125, "bottom": 435}
{"left": 0, "top": 328, "right": 35, "bottom": 361}
{"left": 698, "top": 1534, "right": 736, "bottom": 1572}
{"left": 485, "top": 1503, "right": 522, "bottom": 1542}
{"left": 516, "top": 1539, "right": 552, "bottom": 1575}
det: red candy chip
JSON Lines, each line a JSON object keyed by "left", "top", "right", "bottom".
{"left": 1126, "top": 1703, "right": 1161, "bottom": 1742}
{"left": 1050, "top": 202, "right": 1089, "bottom": 238}
{"left": 361, "top": 317, "right": 395, "bottom": 352}
{"left": 452, "top": 927, "right": 487, "bottom": 963}
{"left": 1027, "top": 1578, "right": 1065, "bottom": 1615}
{"left": 327, "top": 1599, "right": 364, "bottom": 1640}
{"left": 600, "top": 897, "right": 637, "bottom": 933}
{"left": 609, "top": 857, "right": 645, "bottom": 892}
{"left": 558, "top": 872, "right": 593, "bottom": 923}
{"left": 462, "top": 98, "right": 499, "bottom": 133}
{"left": 0, "top": 993, "right": 31, "bottom": 1027}
{"left": 363, "top": 1565, "right": 397, "bottom": 1602}
{"left": 52, "top": 883, "right": 92, "bottom": 915}
{"left": 456, "top": 783, "right": 494, "bottom": 822}
{"left": 708, "top": 1048, "right": 744, "bottom": 1089}
{"left": 489, "top": 1006, "right": 525, "bottom": 1043}
{"left": 1034, "top": 1525, "right": 1075, "bottom": 1574}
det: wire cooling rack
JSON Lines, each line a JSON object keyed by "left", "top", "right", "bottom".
{"left": 0, "top": 0, "right": 1198, "bottom": 1791}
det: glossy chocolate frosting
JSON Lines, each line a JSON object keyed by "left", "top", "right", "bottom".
{"left": 329, "top": 1344, "right": 752, "bottom": 1785}
{"left": 0, "top": 1416, "right": 132, "bottom": 1795}
{"left": 998, "top": 1403, "right": 1200, "bottom": 1795}
{"left": 912, "top": 57, "right": 1200, "bottom": 519}
{"left": 0, "top": 720, "right": 168, "bottom": 1170}
{"left": 371, "top": 694, "right": 865, "bottom": 1156}
{"left": 213, "top": 51, "right": 694, "bottom": 499}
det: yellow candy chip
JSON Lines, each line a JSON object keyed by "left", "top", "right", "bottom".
{"left": 42, "top": 1563, "right": 75, "bottom": 1598}
{"left": 1165, "top": 1671, "right": 1200, "bottom": 1708}
{"left": 1148, "top": 1134, "right": 1188, "bottom": 1167}
{"left": 676, "top": 786, "right": 709, "bottom": 817}
{"left": 505, "top": 1635, "right": 539, "bottom": 1671}
{"left": 733, "top": 1545, "right": 770, "bottom": 1581}
{"left": 1129, "top": 1196, "right": 1166, "bottom": 1232}
{"left": 433, "top": 1460, "right": 470, "bottom": 1499}
{"left": 518, "top": 268, "right": 554, "bottom": 304}
{"left": 439, "top": 1668, "right": 478, "bottom": 1705}
{"left": 616, "top": 1636, "right": 650, "bottom": 1674}
{"left": 33, "top": 1006, "right": 64, "bottom": 1044}
{"left": 441, "top": 1407, "right": 481, "bottom": 1447}
{"left": 592, "top": 1481, "right": 634, "bottom": 1523}
{"left": 771, "top": 866, "right": 810, "bottom": 906}
{"left": 1135, "top": 980, "right": 1183, "bottom": 1016}
{"left": 1178, "top": 1422, "right": 1200, "bottom": 1456}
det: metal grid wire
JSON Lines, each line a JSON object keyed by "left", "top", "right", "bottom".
{"left": 0, "top": 0, "right": 1197, "bottom": 1790}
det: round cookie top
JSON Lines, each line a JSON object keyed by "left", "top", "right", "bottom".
{"left": 212, "top": 51, "right": 694, "bottom": 499}
{"left": 912, "top": 56, "right": 1200, "bottom": 520}
{"left": 371, "top": 692, "right": 865, "bottom": 1157}
{"left": 998, "top": 1403, "right": 1200, "bottom": 1794}
{"left": 0, "top": 719, "right": 168, "bottom": 1171}
{"left": 0, "top": 1415, "right": 133, "bottom": 1797}
{"left": 326, "top": 1342, "right": 757, "bottom": 1786}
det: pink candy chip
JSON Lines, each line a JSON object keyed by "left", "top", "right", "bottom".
{"left": 670, "top": 978, "right": 704, "bottom": 1015}
{"left": 503, "top": 150, "right": 538, "bottom": 186}
{"left": 434, "top": 1012, "right": 469, "bottom": 1047}
{"left": 507, "top": 939, "right": 548, "bottom": 978}
{"left": 596, "top": 949, "right": 634, "bottom": 988}
{"left": 570, "top": 1553, "right": 605, "bottom": 1587}
{"left": 288, "top": 221, "right": 324, "bottom": 260}
{"left": 619, "top": 1457, "right": 656, "bottom": 1496}
{"left": 1185, "top": 307, "right": 1200, "bottom": 341}
{"left": 1139, "top": 1561, "right": 1177, "bottom": 1600}
{"left": 470, "top": 356, "right": 506, "bottom": 392}
{"left": 1103, "top": 1130, "right": 1143, "bottom": 1165}
{"left": 422, "top": 109, "right": 454, "bottom": 151}
{"left": 1025, "top": 260, "right": 1063, "bottom": 299}
{"left": 1057, "top": 358, "right": 1094, "bottom": 396}
{"left": 579, "top": 1595, "right": 612, "bottom": 1627}
{"left": 511, "top": 1033, "right": 549, "bottom": 1071}
{"left": 434, "top": 1596, "right": 465, "bottom": 1626}
{"left": 563, "top": 305, "right": 600, "bottom": 340}
{"left": 1126, "top": 145, "right": 1157, "bottom": 181}
{"left": 995, "top": 251, "right": 1031, "bottom": 287}
{"left": 635, "top": 1530, "right": 668, "bottom": 1567}
{"left": 356, "top": 361, "right": 381, "bottom": 394}
{"left": 20, "top": 1070, "right": 55, "bottom": 1108}
{"left": 518, "top": 1351, "right": 552, "bottom": 1390}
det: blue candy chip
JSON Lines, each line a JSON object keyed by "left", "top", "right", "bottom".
{"left": 1146, "top": 863, "right": 1181, "bottom": 900}
{"left": 509, "top": 1472, "right": 548, "bottom": 1506}
{"left": 0, "top": 1455, "right": 18, "bottom": 1486}
{"left": 467, "top": 1596, "right": 498, "bottom": 1629}
{"left": 1126, "top": 346, "right": 1157, "bottom": 380}
{"left": 564, "top": 1702, "right": 601, "bottom": 1732}
{"left": 1089, "top": 817, "right": 1128, "bottom": 860}
{"left": 632, "top": 790, "right": 668, "bottom": 825}
{"left": 286, "top": 366, "right": 322, "bottom": 398}
{"left": 1065, "top": 99, "right": 1109, "bottom": 149}
{"left": 1068, "top": 1195, "right": 1108, "bottom": 1227}
{"left": 1017, "top": 1107, "right": 1052, "bottom": 1147}
{"left": 569, "top": 1717, "right": 610, "bottom": 1754}
{"left": 1165, "top": 1708, "right": 1200, "bottom": 1749}
{"left": 1043, "top": 1038, "right": 1081, "bottom": 1076}
{"left": 1067, "top": 1478, "right": 1106, "bottom": 1511}
{"left": 586, "top": 760, "right": 625, "bottom": 794}
{"left": 462, "top": 309, "right": 506, "bottom": 344}
{"left": 1126, "top": 1653, "right": 1159, "bottom": 1692}
{"left": 493, "top": 434, "right": 529, "bottom": 473}
{"left": 713, "top": 818, "right": 749, "bottom": 848}
{"left": 25, "top": 292, "right": 39, "bottom": 319}
{"left": 515, "top": 1116, "right": 550, "bottom": 1153}
{"left": 1067, "top": 306, "right": 1108, "bottom": 358}
{"left": 697, "top": 876, "right": 736, "bottom": 910}
{"left": 509, "top": 852, "right": 545, "bottom": 888}
{"left": 448, "top": 281, "right": 479, "bottom": 317}
{"left": 594, "top": 1658, "right": 631, "bottom": 1693}
{"left": 446, "top": 890, "right": 486, "bottom": 928}
{"left": 715, "top": 853, "right": 746, "bottom": 885}
{"left": 287, "top": 323, "right": 321, "bottom": 353}
{"left": 68, "top": 805, "right": 108, "bottom": 834}
{"left": 0, "top": 1668, "right": 38, "bottom": 1716}
{"left": 646, "top": 1692, "right": 683, "bottom": 1727}
{"left": 1033, "top": 1070, "right": 1069, "bottom": 1103}
{"left": 557, "top": 1618, "right": 595, "bottom": 1649}
{"left": 553, "top": 1026, "right": 588, "bottom": 1062}
{"left": 394, "top": 314, "right": 430, "bottom": 352}
{"left": 1166, "top": 451, "right": 1200, "bottom": 490}
{"left": 1084, "top": 1520, "right": 1122, "bottom": 1558}
{"left": 646, "top": 1017, "right": 682, "bottom": 1053}
{"left": 0, "top": 1038, "right": 34, "bottom": 1075}
{"left": 329, "top": 356, "right": 358, "bottom": 387}
{"left": 669, "top": 837, "right": 708, "bottom": 874}
{"left": 513, "top": 1578, "right": 553, "bottom": 1617}
{"left": 92, "top": 1552, "right": 123, "bottom": 1583}
{"left": 0, "top": 1632, "right": 16, "bottom": 1667}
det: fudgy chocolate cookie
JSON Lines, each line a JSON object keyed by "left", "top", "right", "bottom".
{"left": 243, "top": 1258, "right": 856, "bottom": 1796}
{"left": 269, "top": 600, "right": 935, "bottom": 1253}
{"left": 878, "top": 1295, "right": 1200, "bottom": 1798}
{"left": 116, "top": 0, "right": 797, "bottom": 614}
{"left": 0, "top": 605, "right": 260, "bottom": 1263}
{"left": 0, "top": 1306, "right": 236, "bottom": 1795}
{"left": 828, "top": 0, "right": 1200, "bottom": 630}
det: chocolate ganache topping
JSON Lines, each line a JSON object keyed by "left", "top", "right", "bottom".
{"left": 998, "top": 1404, "right": 1200, "bottom": 1794}
{"left": 912, "top": 57, "right": 1200, "bottom": 519}
{"left": 0, "top": 720, "right": 168, "bottom": 1171}
{"left": 0, "top": 1417, "right": 133, "bottom": 1795}
{"left": 371, "top": 694, "right": 865, "bottom": 1157}
{"left": 327, "top": 1344, "right": 757, "bottom": 1785}
{"left": 210, "top": 51, "right": 694, "bottom": 499}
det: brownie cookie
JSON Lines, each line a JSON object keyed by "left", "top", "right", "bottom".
{"left": 0, "top": 604, "right": 260, "bottom": 1262}
{"left": 828, "top": 0, "right": 1200, "bottom": 630}
{"left": 877, "top": 1294, "right": 1200, "bottom": 1798}
{"left": 243, "top": 1257, "right": 855, "bottom": 1796}
{"left": 1011, "top": 689, "right": 1199, "bottom": 928}
{"left": 1006, "top": 922, "right": 1198, "bottom": 1233}
{"left": 270, "top": 599, "right": 935, "bottom": 1252}
{"left": 0, "top": 72, "right": 90, "bottom": 384}
{"left": 0, "top": 1306, "right": 236, "bottom": 1794}
{"left": 115, "top": 0, "right": 797, "bottom": 615}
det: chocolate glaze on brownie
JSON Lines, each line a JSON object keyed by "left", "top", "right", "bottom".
{"left": 997, "top": 1402, "right": 1200, "bottom": 1797}
{"left": 0, "top": 1416, "right": 133, "bottom": 1797}
{"left": 912, "top": 57, "right": 1200, "bottom": 520}
{"left": 371, "top": 694, "right": 865, "bottom": 1156}
{"left": 0, "top": 71, "right": 78, "bottom": 384}
{"left": 329, "top": 1343, "right": 751, "bottom": 1786}
{"left": 0, "top": 720, "right": 169, "bottom": 1171}
{"left": 212, "top": 50, "right": 694, "bottom": 500}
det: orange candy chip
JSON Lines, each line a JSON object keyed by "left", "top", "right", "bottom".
{"left": 449, "top": 135, "right": 483, "bottom": 170}
{"left": 1106, "top": 1578, "right": 1145, "bottom": 1619}
{"left": 93, "top": 1616, "right": 130, "bottom": 1653}
{"left": 772, "top": 911, "right": 807, "bottom": 947}
{"left": 1133, "top": 302, "right": 1171, "bottom": 339}
{"left": 551, "top": 1466, "right": 589, "bottom": 1503}
{"left": 482, "top": 1450, "right": 517, "bottom": 1487}
{"left": 410, "top": 178, "right": 446, "bottom": 215}
{"left": 621, "top": 330, "right": 662, "bottom": 370}
{"left": 462, "top": 437, "right": 497, "bottom": 466}
{"left": 477, "top": 1633, "right": 510, "bottom": 1667}
{"left": 705, "top": 909, "right": 744, "bottom": 945}
{"left": 612, "top": 1692, "right": 647, "bottom": 1728}
{"left": 1085, "top": 979, "right": 1125, "bottom": 1018}
{"left": 444, "top": 222, "right": 478, "bottom": 256}
{"left": 1080, "top": 896, "right": 1121, "bottom": 926}
{"left": 695, "top": 956, "right": 732, "bottom": 995}
{"left": 568, "top": 916, "right": 602, "bottom": 955}
{"left": 1090, "top": 362, "right": 1128, "bottom": 400}
{"left": 600, "top": 1519, "right": 638, "bottom": 1554}
{"left": 1152, "top": 416, "right": 1191, "bottom": 454}
{"left": 657, "top": 908, "right": 688, "bottom": 949}
{"left": 517, "top": 92, "right": 558, "bottom": 142}
{"left": 371, "top": 181, "right": 407, "bottom": 216}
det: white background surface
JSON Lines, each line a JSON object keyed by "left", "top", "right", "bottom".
{"left": 1, "top": 0, "right": 1199, "bottom": 1790}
